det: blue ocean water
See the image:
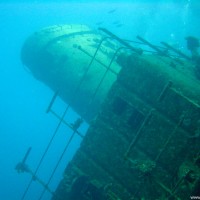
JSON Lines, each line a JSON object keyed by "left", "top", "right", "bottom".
{"left": 0, "top": 1, "right": 199, "bottom": 200}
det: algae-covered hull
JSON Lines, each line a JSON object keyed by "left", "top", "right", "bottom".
{"left": 21, "top": 25, "right": 200, "bottom": 200}
{"left": 52, "top": 51, "right": 200, "bottom": 200}
{"left": 21, "top": 24, "right": 121, "bottom": 122}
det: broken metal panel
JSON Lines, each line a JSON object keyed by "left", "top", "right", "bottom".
{"left": 53, "top": 49, "right": 200, "bottom": 200}
{"left": 63, "top": 150, "right": 133, "bottom": 200}
{"left": 118, "top": 53, "right": 200, "bottom": 199}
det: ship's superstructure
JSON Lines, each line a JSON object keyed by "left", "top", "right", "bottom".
{"left": 19, "top": 25, "right": 200, "bottom": 200}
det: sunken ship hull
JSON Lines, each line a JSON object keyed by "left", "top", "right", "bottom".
{"left": 21, "top": 25, "right": 200, "bottom": 200}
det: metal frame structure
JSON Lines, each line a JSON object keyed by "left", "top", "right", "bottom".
{"left": 17, "top": 28, "right": 198, "bottom": 200}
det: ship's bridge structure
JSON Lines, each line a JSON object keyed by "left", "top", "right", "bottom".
{"left": 19, "top": 24, "right": 200, "bottom": 200}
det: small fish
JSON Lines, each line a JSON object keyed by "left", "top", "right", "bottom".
{"left": 112, "top": 20, "right": 120, "bottom": 25}
{"left": 108, "top": 8, "right": 117, "bottom": 14}
{"left": 115, "top": 23, "right": 123, "bottom": 28}
{"left": 96, "top": 21, "right": 104, "bottom": 25}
